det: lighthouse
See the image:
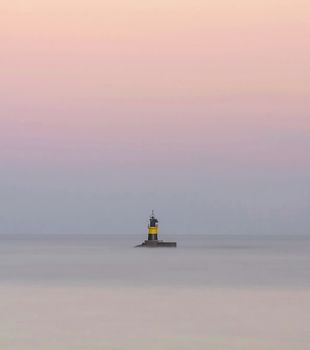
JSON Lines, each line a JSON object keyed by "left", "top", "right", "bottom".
{"left": 148, "top": 210, "right": 158, "bottom": 241}
{"left": 136, "top": 211, "right": 177, "bottom": 247}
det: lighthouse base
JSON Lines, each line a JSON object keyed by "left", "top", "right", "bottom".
{"left": 135, "top": 240, "right": 177, "bottom": 248}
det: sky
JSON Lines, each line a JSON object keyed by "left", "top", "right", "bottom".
{"left": 0, "top": 0, "right": 309, "bottom": 235}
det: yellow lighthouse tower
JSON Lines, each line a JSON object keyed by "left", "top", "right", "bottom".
{"left": 148, "top": 210, "right": 158, "bottom": 241}
{"left": 136, "top": 211, "right": 177, "bottom": 247}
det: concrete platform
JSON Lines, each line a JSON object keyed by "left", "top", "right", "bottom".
{"left": 135, "top": 240, "right": 177, "bottom": 248}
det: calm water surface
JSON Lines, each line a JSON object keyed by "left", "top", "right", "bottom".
{"left": 0, "top": 234, "right": 309, "bottom": 288}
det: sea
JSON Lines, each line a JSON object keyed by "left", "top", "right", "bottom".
{"left": 0, "top": 234, "right": 309, "bottom": 349}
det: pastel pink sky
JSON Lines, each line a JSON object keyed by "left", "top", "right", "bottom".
{"left": 0, "top": 1, "right": 309, "bottom": 234}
